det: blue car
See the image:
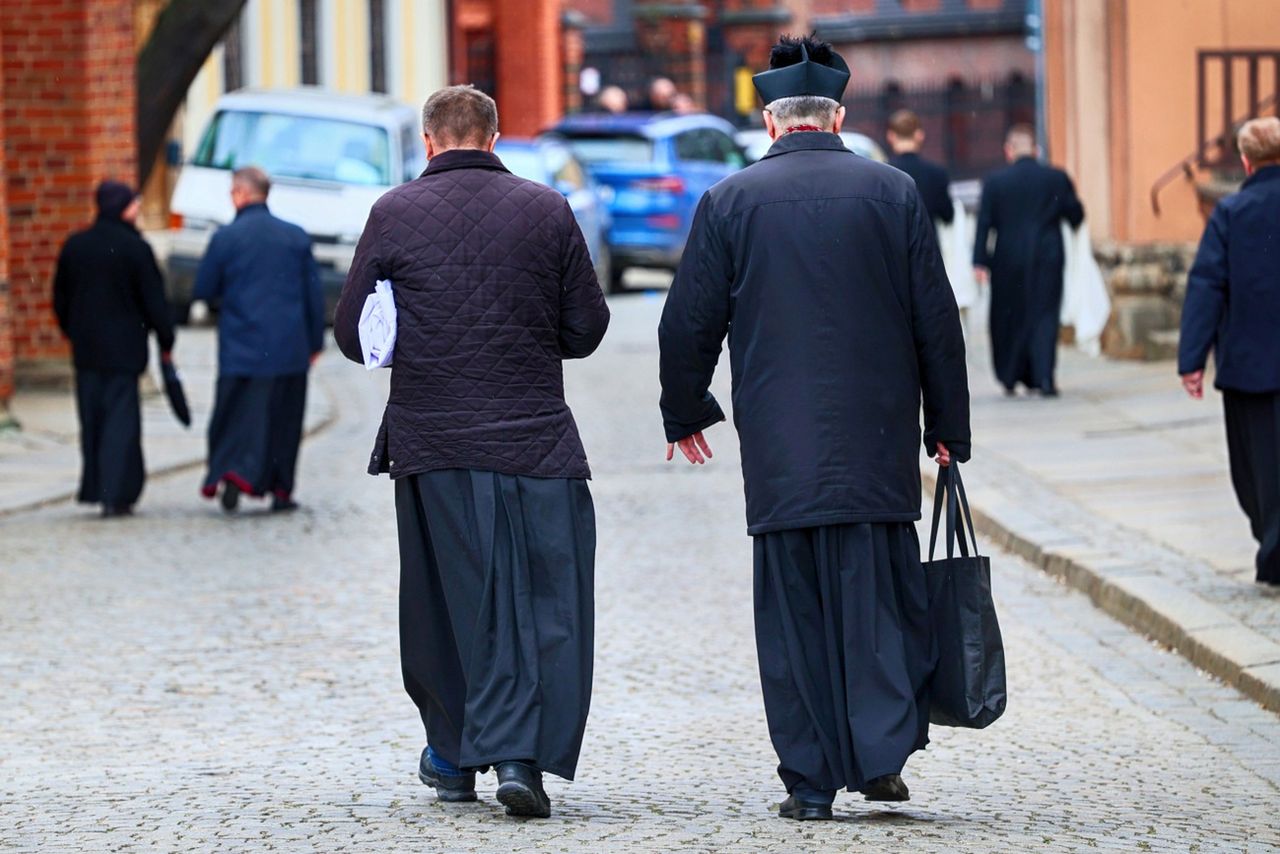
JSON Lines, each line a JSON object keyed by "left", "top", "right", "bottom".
{"left": 494, "top": 137, "right": 613, "bottom": 287}
{"left": 547, "top": 113, "right": 746, "bottom": 292}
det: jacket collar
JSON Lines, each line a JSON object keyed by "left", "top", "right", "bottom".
{"left": 234, "top": 202, "right": 270, "bottom": 220}
{"left": 1243, "top": 164, "right": 1280, "bottom": 190}
{"left": 423, "top": 148, "right": 510, "bottom": 177}
{"left": 94, "top": 214, "right": 139, "bottom": 235}
{"left": 760, "top": 131, "right": 850, "bottom": 161}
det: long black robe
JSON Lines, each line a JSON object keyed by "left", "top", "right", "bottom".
{"left": 201, "top": 374, "right": 307, "bottom": 500}
{"left": 74, "top": 371, "right": 144, "bottom": 507}
{"left": 658, "top": 131, "right": 971, "bottom": 795}
{"left": 1224, "top": 390, "right": 1280, "bottom": 584}
{"left": 973, "top": 156, "right": 1084, "bottom": 392}
{"left": 395, "top": 469, "right": 596, "bottom": 780}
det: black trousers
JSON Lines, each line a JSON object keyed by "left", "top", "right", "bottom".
{"left": 202, "top": 373, "right": 307, "bottom": 499}
{"left": 74, "top": 370, "right": 144, "bottom": 508}
{"left": 754, "top": 522, "right": 933, "bottom": 794}
{"left": 1223, "top": 390, "right": 1280, "bottom": 584}
{"left": 989, "top": 259, "right": 1063, "bottom": 392}
{"left": 395, "top": 469, "right": 596, "bottom": 781}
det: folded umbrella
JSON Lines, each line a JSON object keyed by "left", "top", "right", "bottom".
{"left": 161, "top": 359, "right": 191, "bottom": 427}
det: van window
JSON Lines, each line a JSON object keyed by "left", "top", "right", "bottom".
{"left": 194, "top": 110, "right": 393, "bottom": 186}
{"left": 402, "top": 124, "right": 426, "bottom": 182}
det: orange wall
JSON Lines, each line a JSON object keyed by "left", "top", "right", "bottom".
{"left": 1046, "top": 0, "right": 1280, "bottom": 244}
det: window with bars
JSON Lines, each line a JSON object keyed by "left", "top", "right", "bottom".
{"left": 300, "top": 0, "right": 319, "bottom": 85}
{"left": 369, "top": 0, "right": 387, "bottom": 93}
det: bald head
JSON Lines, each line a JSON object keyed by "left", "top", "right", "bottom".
{"left": 231, "top": 166, "right": 270, "bottom": 210}
{"left": 1238, "top": 117, "right": 1280, "bottom": 172}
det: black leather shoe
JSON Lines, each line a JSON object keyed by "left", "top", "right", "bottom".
{"left": 495, "top": 761, "right": 551, "bottom": 818}
{"left": 860, "top": 773, "right": 910, "bottom": 802}
{"left": 778, "top": 794, "right": 833, "bottom": 821}
{"left": 101, "top": 504, "right": 133, "bottom": 518}
{"left": 220, "top": 482, "right": 241, "bottom": 513}
{"left": 271, "top": 496, "right": 299, "bottom": 513}
{"left": 417, "top": 748, "right": 477, "bottom": 803}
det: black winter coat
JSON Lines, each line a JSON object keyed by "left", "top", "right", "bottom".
{"left": 54, "top": 216, "right": 175, "bottom": 374}
{"left": 889, "top": 152, "right": 954, "bottom": 224}
{"left": 334, "top": 149, "right": 610, "bottom": 480}
{"left": 1179, "top": 165, "right": 1280, "bottom": 393}
{"left": 194, "top": 203, "right": 324, "bottom": 378}
{"left": 659, "top": 132, "right": 971, "bottom": 535}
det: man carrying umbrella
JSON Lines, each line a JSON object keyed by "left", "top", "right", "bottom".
{"left": 53, "top": 180, "right": 176, "bottom": 518}
{"left": 659, "top": 35, "right": 971, "bottom": 819}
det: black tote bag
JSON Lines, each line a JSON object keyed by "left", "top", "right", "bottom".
{"left": 925, "top": 464, "right": 1007, "bottom": 729}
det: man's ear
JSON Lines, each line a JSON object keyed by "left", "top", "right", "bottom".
{"left": 763, "top": 110, "right": 778, "bottom": 140}
{"left": 832, "top": 105, "right": 846, "bottom": 135}
{"left": 1242, "top": 152, "right": 1255, "bottom": 176}
{"left": 423, "top": 133, "right": 435, "bottom": 160}
{"left": 487, "top": 132, "right": 501, "bottom": 154}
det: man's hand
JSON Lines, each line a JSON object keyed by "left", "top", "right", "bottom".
{"left": 310, "top": 351, "right": 322, "bottom": 367}
{"left": 1182, "top": 370, "right": 1205, "bottom": 400}
{"left": 973, "top": 266, "right": 990, "bottom": 285}
{"left": 160, "top": 350, "right": 173, "bottom": 365}
{"left": 936, "top": 442, "right": 952, "bottom": 467}
{"left": 666, "top": 431, "right": 713, "bottom": 465}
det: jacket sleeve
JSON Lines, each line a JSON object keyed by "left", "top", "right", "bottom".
{"left": 1059, "top": 172, "right": 1085, "bottom": 229}
{"left": 909, "top": 194, "right": 972, "bottom": 462}
{"left": 658, "top": 192, "right": 731, "bottom": 443}
{"left": 137, "top": 238, "right": 176, "bottom": 354}
{"left": 193, "top": 231, "right": 225, "bottom": 303}
{"left": 301, "top": 234, "right": 325, "bottom": 355}
{"left": 53, "top": 242, "right": 72, "bottom": 337}
{"left": 972, "top": 180, "right": 995, "bottom": 268}
{"left": 1177, "top": 204, "right": 1229, "bottom": 376}
{"left": 557, "top": 199, "right": 610, "bottom": 359}
{"left": 334, "top": 206, "right": 385, "bottom": 364}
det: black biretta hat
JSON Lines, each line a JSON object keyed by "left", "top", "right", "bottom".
{"left": 752, "top": 41, "right": 851, "bottom": 104}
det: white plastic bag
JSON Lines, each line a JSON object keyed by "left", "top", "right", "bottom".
{"left": 1060, "top": 222, "right": 1110, "bottom": 356}
{"left": 358, "top": 278, "right": 398, "bottom": 369}
{"left": 937, "top": 207, "right": 977, "bottom": 311}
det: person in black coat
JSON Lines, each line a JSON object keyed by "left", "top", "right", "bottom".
{"left": 1179, "top": 117, "right": 1280, "bottom": 586}
{"left": 194, "top": 166, "right": 324, "bottom": 513}
{"left": 886, "top": 109, "right": 954, "bottom": 225}
{"left": 334, "top": 85, "right": 609, "bottom": 819}
{"left": 53, "top": 180, "right": 175, "bottom": 517}
{"left": 972, "top": 124, "right": 1084, "bottom": 395}
{"left": 659, "top": 36, "right": 971, "bottom": 819}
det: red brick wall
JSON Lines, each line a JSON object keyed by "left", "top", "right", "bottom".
{"left": 494, "top": 0, "right": 563, "bottom": 136}
{"left": 0, "top": 0, "right": 137, "bottom": 382}
{"left": 0, "top": 27, "right": 10, "bottom": 402}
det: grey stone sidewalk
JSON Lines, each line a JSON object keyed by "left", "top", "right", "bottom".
{"left": 950, "top": 330, "right": 1280, "bottom": 711}
{"left": 0, "top": 328, "right": 336, "bottom": 516}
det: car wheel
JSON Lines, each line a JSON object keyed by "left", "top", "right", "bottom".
{"left": 608, "top": 262, "right": 627, "bottom": 295}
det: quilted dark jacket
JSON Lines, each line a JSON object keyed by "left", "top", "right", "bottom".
{"left": 334, "top": 149, "right": 610, "bottom": 480}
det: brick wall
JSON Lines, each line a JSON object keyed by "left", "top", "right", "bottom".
{"left": 0, "top": 26, "right": 10, "bottom": 403}
{"left": 0, "top": 0, "right": 137, "bottom": 392}
{"left": 493, "top": 0, "right": 563, "bottom": 136}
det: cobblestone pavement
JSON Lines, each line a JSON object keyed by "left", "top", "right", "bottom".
{"left": 2, "top": 291, "right": 1278, "bottom": 852}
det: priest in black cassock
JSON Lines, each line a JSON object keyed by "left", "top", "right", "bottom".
{"left": 54, "top": 181, "right": 176, "bottom": 517}
{"left": 972, "top": 124, "right": 1084, "bottom": 396}
{"left": 195, "top": 167, "right": 324, "bottom": 512}
{"left": 334, "top": 85, "right": 609, "bottom": 819}
{"left": 659, "top": 36, "right": 971, "bottom": 820}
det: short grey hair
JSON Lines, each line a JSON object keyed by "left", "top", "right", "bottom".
{"left": 231, "top": 166, "right": 270, "bottom": 199}
{"left": 765, "top": 95, "right": 840, "bottom": 129}
{"left": 421, "top": 85, "right": 499, "bottom": 147}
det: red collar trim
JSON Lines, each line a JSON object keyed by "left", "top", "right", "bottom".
{"left": 784, "top": 125, "right": 827, "bottom": 135}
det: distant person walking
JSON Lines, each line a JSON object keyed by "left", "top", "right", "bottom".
{"left": 334, "top": 85, "right": 609, "bottom": 818}
{"left": 1179, "top": 117, "right": 1280, "bottom": 587}
{"left": 973, "top": 124, "right": 1084, "bottom": 396}
{"left": 886, "top": 109, "right": 953, "bottom": 225}
{"left": 54, "top": 181, "right": 176, "bottom": 517}
{"left": 195, "top": 167, "right": 324, "bottom": 513}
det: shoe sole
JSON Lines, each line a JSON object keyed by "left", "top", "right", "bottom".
{"left": 779, "top": 806, "right": 833, "bottom": 821}
{"left": 417, "top": 768, "right": 478, "bottom": 803}
{"left": 220, "top": 487, "right": 240, "bottom": 513}
{"left": 496, "top": 780, "right": 551, "bottom": 818}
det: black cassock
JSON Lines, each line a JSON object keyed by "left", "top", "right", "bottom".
{"left": 973, "top": 156, "right": 1084, "bottom": 392}
{"left": 659, "top": 132, "right": 971, "bottom": 795}
{"left": 395, "top": 470, "right": 595, "bottom": 779}
{"left": 201, "top": 374, "right": 307, "bottom": 501}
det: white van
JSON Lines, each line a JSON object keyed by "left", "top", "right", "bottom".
{"left": 166, "top": 87, "right": 424, "bottom": 323}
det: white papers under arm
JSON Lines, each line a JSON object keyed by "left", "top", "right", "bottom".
{"left": 358, "top": 278, "right": 398, "bottom": 370}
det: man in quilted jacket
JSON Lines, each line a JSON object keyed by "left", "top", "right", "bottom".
{"left": 334, "top": 85, "right": 610, "bottom": 819}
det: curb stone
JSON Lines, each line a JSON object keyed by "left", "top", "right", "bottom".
{"left": 923, "top": 466, "right": 1280, "bottom": 714}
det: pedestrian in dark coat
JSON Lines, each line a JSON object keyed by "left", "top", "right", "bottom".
{"left": 1179, "top": 117, "right": 1280, "bottom": 586}
{"left": 53, "top": 180, "right": 175, "bottom": 517}
{"left": 333, "top": 85, "right": 609, "bottom": 818}
{"left": 886, "top": 109, "right": 954, "bottom": 225}
{"left": 194, "top": 166, "right": 324, "bottom": 513}
{"left": 659, "top": 36, "right": 971, "bottom": 820}
{"left": 972, "top": 124, "right": 1084, "bottom": 395}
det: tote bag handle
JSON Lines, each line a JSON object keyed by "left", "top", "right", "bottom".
{"left": 928, "top": 464, "right": 980, "bottom": 561}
